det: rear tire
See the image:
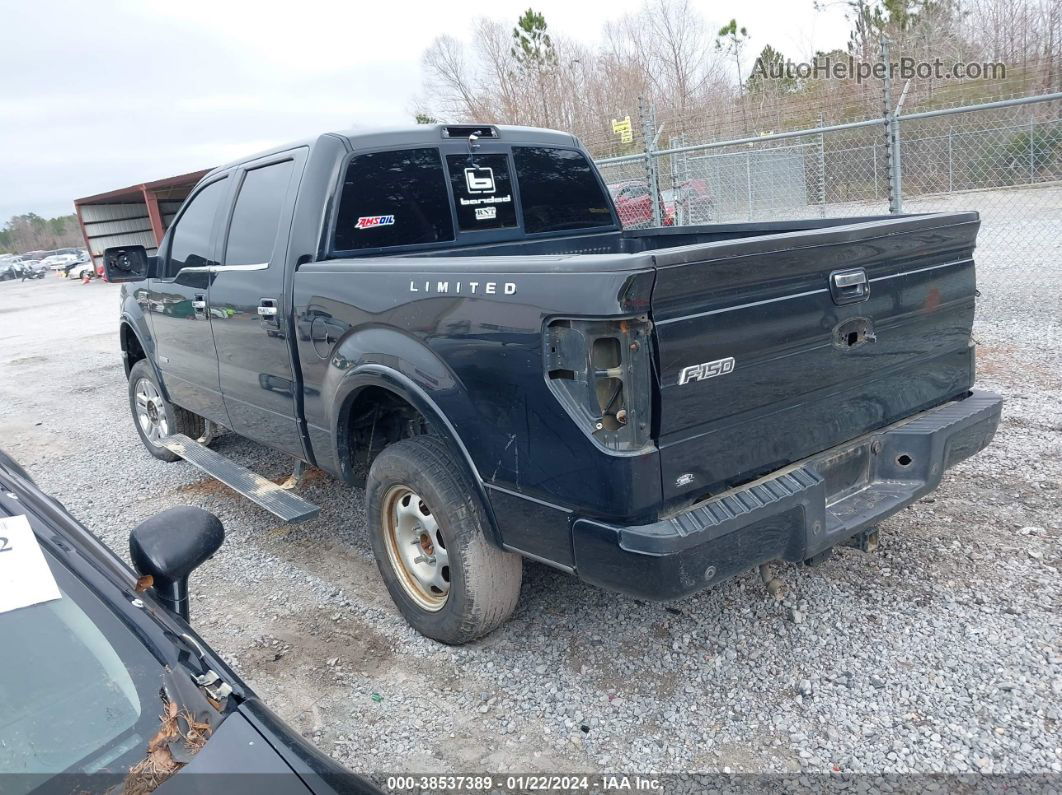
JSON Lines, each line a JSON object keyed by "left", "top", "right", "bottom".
{"left": 127, "top": 360, "right": 207, "bottom": 462}
{"left": 366, "top": 435, "right": 522, "bottom": 644}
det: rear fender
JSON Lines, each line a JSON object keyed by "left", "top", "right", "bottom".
{"left": 325, "top": 331, "right": 503, "bottom": 547}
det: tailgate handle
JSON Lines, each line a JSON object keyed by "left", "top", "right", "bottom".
{"left": 829, "top": 268, "right": 870, "bottom": 305}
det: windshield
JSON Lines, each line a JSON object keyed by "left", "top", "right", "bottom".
{"left": 0, "top": 548, "right": 167, "bottom": 794}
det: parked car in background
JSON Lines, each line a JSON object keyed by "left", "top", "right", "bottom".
{"left": 0, "top": 449, "right": 378, "bottom": 795}
{"left": 0, "top": 257, "right": 23, "bottom": 281}
{"left": 606, "top": 180, "right": 674, "bottom": 228}
{"left": 41, "top": 253, "right": 78, "bottom": 271}
{"left": 19, "top": 259, "right": 46, "bottom": 280}
{"left": 64, "top": 259, "right": 96, "bottom": 279}
{"left": 662, "top": 179, "right": 714, "bottom": 225}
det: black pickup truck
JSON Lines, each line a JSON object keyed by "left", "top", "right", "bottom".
{"left": 105, "top": 123, "right": 1002, "bottom": 644}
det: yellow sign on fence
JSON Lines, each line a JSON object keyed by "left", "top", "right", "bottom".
{"left": 612, "top": 115, "right": 633, "bottom": 144}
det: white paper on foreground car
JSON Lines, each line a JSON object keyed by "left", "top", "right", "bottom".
{"left": 0, "top": 514, "right": 61, "bottom": 614}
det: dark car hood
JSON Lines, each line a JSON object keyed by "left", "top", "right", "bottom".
{"left": 156, "top": 710, "right": 301, "bottom": 794}
{"left": 0, "top": 451, "right": 378, "bottom": 795}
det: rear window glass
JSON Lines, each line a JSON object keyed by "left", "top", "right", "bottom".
{"left": 334, "top": 148, "right": 454, "bottom": 251}
{"left": 514, "top": 147, "right": 614, "bottom": 234}
{"left": 445, "top": 154, "right": 517, "bottom": 231}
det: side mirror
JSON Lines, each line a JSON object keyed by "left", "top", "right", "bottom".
{"left": 104, "top": 245, "right": 152, "bottom": 282}
{"left": 130, "top": 506, "right": 224, "bottom": 621}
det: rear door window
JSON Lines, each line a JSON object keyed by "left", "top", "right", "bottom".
{"left": 513, "top": 147, "right": 615, "bottom": 234}
{"left": 445, "top": 154, "right": 517, "bottom": 231}
{"left": 334, "top": 148, "right": 454, "bottom": 251}
{"left": 224, "top": 160, "right": 294, "bottom": 266}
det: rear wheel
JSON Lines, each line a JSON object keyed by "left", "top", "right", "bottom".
{"left": 366, "top": 435, "right": 522, "bottom": 644}
{"left": 127, "top": 360, "right": 208, "bottom": 462}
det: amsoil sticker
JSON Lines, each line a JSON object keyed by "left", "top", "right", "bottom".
{"left": 355, "top": 215, "right": 395, "bottom": 230}
{"left": 0, "top": 514, "right": 61, "bottom": 614}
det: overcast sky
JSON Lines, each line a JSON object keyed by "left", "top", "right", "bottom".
{"left": 0, "top": 0, "right": 850, "bottom": 221}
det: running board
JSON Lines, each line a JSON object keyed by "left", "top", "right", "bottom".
{"left": 160, "top": 434, "right": 320, "bottom": 523}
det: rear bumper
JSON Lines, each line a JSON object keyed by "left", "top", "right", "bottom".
{"left": 571, "top": 390, "right": 1002, "bottom": 600}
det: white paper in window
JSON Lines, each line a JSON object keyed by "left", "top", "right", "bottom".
{"left": 0, "top": 515, "right": 62, "bottom": 614}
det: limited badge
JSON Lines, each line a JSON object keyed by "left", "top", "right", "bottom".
{"left": 355, "top": 215, "right": 395, "bottom": 230}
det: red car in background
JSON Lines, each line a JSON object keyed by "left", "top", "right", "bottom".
{"left": 662, "top": 179, "right": 714, "bottom": 225}
{"left": 606, "top": 181, "right": 674, "bottom": 228}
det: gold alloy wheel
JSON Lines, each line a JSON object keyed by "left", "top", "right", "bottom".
{"left": 382, "top": 485, "right": 450, "bottom": 611}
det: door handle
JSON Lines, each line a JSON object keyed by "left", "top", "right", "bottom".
{"left": 192, "top": 295, "right": 206, "bottom": 312}
{"left": 257, "top": 299, "right": 280, "bottom": 329}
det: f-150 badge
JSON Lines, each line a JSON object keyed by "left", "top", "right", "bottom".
{"left": 678, "top": 356, "right": 736, "bottom": 385}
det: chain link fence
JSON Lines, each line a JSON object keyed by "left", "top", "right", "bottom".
{"left": 594, "top": 93, "right": 1062, "bottom": 257}
{"left": 594, "top": 90, "right": 1062, "bottom": 366}
{"left": 594, "top": 92, "right": 1062, "bottom": 349}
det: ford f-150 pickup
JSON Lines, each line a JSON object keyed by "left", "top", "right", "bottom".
{"left": 104, "top": 123, "right": 1002, "bottom": 644}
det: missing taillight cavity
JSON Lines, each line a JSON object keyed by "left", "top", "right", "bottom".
{"left": 544, "top": 316, "right": 652, "bottom": 451}
{"left": 596, "top": 377, "right": 624, "bottom": 429}
{"left": 591, "top": 337, "right": 621, "bottom": 370}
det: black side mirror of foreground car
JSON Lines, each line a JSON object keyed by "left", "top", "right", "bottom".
{"left": 103, "top": 244, "right": 153, "bottom": 282}
{"left": 130, "top": 506, "right": 224, "bottom": 621}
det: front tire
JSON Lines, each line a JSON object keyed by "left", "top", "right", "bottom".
{"left": 127, "top": 360, "right": 207, "bottom": 462}
{"left": 366, "top": 435, "right": 522, "bottom": 644}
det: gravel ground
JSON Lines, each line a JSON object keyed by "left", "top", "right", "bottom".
{"left": 0, "top": 260, "right": 1059, "bottom": 781}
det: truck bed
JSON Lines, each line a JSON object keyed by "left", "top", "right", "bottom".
{"left": 392, "top": 212, "right": 980, "bottom": 511}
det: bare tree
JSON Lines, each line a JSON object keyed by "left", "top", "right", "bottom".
{"left": 416, "top": 0, "right": 1061, "bottom": 156}
{"left": 421, "top": 35, "right": 483, "bottom": 119}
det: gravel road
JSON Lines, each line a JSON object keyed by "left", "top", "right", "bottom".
{"left": 0, "top": 266, "right": 1058, "bottom": 780}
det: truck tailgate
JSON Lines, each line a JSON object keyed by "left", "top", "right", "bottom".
{"left": 649, "top": 213, "right": 980, "bottom": 505}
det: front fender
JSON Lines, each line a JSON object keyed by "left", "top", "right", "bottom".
{"left": 119, "top": 289, "right": 166, "bottom": 396}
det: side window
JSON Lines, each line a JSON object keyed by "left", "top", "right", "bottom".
{"left": 333, "top": 148, "right": 454, "bottom": 251}
{"left": 513, "top": 147, "right": 614, "bottom": 234}
{"left": 165, "top": 179, "right": 227, "bottom": 277}
{"left": 224, "top": 160, "right": 294, "bottom": 266}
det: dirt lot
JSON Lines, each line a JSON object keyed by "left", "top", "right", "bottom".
{"left": 0, "top": 266, "right": 1059, "bottom": 779}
